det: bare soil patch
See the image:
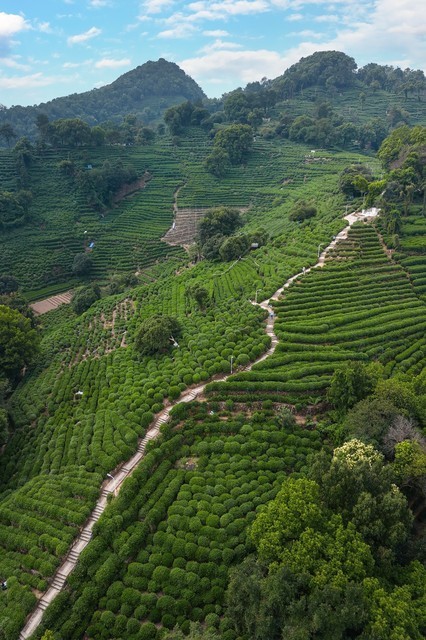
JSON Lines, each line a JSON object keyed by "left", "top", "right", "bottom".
{"left": 112, "top": 171, "right": 151, "bottom": 204}
{"left": 31, "top": 291, "right": 73, "bottom": 315}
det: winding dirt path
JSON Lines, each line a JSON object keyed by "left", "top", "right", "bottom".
{"left": 19, "top": 208, "right": 379, "bottom": 639}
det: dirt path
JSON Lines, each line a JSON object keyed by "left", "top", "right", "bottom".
{"left": 30, "top": 291, "right": 73, "bottom": 315}
{"left": 19, "top": 208, "right": 379, "bottom": 639}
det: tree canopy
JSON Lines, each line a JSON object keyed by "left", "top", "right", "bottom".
{"left": 71, "top": 284, "right": 101, "bottom": 315}
{"left": 197, "top": 207, "right": 243, "bottom": 246}
{"left": 213, "top": 124, "right": 253, "bottom": 165}
{"left": 288, "top": 200, "right": 317, "bottom": 222}
{"left": 0, "top": 304, "right": 39, "bottom": 378}
{"left": 134, "top": 315, "right": 181, "bottom": 356}
{"left": 226, "top": 439, "right": 424, "bottom": 640}
{"left": 72, "top": 253, "right": 93, "bottom": 277}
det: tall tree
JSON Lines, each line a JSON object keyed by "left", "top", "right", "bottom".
{"left": 0, "top": 305, "right": 39, "bottom": 379}
{"left": 0, "top": 123, "right": 16, "bottom": 147}
{"left": 134, "top": 315, "right": 181, "bottom": 356}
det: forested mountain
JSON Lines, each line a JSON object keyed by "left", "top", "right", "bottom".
{"left": 0, "top": 59, "right": 206, "bottom": 140}
{"left": 271, "top": 50, "right": 426, "bottom": 96}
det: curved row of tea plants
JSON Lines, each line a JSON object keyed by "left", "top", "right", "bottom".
{"left": 207, "top": 223, "right": 426, "bottom": 406}
{"left": 0, "top": 467, "right": 102, "bottom": 638}
{"left": 32, "top": 403, "right": 323, "bottom": 640}
{"left": 0, "top": 276, "right": 270, "bottom": 638}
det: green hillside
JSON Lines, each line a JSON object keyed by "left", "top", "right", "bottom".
{"left": 0, "top": 129, "right": 371, "bottom": 296}
{"left": 0, "top": 51, "right": 425, "bottom": 640}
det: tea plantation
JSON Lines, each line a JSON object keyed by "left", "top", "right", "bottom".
{"left": 0, "top": 69, "right": 425, "bottom": 639}
{"left": 208, "top": 223, "right": 426, "bottom": 405}
{"left": 0, "top": 128, "right": 372, "bottom": 297}
{"left": 30, "top": 404, "right": 324, "bottom": 640}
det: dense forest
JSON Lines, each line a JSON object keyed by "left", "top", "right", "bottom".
{"left": 0, "top": 50, "right": 425, "bottom": 640}
{"left": 0, "top": 59, "right": 206, "bottom": 141}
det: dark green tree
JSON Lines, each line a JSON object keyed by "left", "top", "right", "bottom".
{"left": 219, "top": 234, "right": 250, "bottom": 261}
{"left": 48, "top": 118, "right": 92, "bottom": 147}
{"left": 0, "top": 304, "right": 39, "bottom": 378}
{"left": 200, "top": 234, "right": 226, "bottom": 261}
{"left": 134, "top": 315, "right": 181, "bottom": 356}
{"left": 344, "top": 396, "right": 400, "bottom": 447}
{"left": 0, "top": 123, "right": 17, "bottom": 147}
{"left": 198, "top": 207, "right": 242, "bottom": 245}
{"left": 72, "top": 253, "right": 93, "bottom": 277}
{"left": 0, "top": 275, "right": 19, "bottom": 295}
{"left": 0, "top": 408, "right": 8, "bottom": 447}
{"left": 289, "top": 200, "right": 317, "bottom": 222}
{"left": 213, "top": 124, "right": 253, "bottom": 165}
{"left": 163, "top": 622, "right": 221, "bottom": 639}
{"left": 327, "top": 361, "right": 375, "bottom": 412}
{"left": 71, "top": 284, "right": 101, "bottom": 315}
{"left": 203, "top": 148, "right": 230, "bottom": 178}
{"left": 185, "top": 283, "right": 210, "bottom": 310}
{"left": 339, "top": 165, "right": 373, "bottom": 197}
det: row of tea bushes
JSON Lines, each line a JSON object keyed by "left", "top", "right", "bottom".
{"left": 0, "top": 467, "right": 101, "bottom": 639}
{"left": 0, "top": 286, "right": 270, "bottom": 636}
{"left": 35, "top": 404, "right": 323, "bottom": 640}
{"left": 207, "top": 224, "right": 426, "bottom": 406}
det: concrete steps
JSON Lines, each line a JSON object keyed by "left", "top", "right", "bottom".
{"left": 80, "top": 529, "right": 92, "bottom": 542}
{"left": 68, "top": 549, "right": 80, "bottom": 563}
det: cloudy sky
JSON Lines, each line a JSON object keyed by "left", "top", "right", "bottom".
{"left": 0, "top": 0, "right": 425, "bottom": 107}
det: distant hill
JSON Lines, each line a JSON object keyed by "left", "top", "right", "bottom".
{"left": 270, "top": 50, "right": 426, "bottom": 97}
{"left": 0, "top": 59, "right": 206, "bottom": 139}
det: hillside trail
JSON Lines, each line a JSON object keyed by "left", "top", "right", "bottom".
{"left": 19, "top": 207, "right": 379, "bottom": 639}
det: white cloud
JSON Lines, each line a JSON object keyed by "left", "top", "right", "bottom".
{"left": 288, "top": 13, "right": 303, "bottom": 21}
{"left": 291, "top": 29, "right": 323, "bottom": 38}
{"left": 314, "top": 14, "right": 339, "bottom": 23}
{"left": 180, "top": 48, "right": 285, "bottom": 89}
{"left": 95, "top": 57, "right": 131, "bottom": 68}
{"left": 0, "top": 72, "right": 55, "bottom": 89}
{"left": 163, "top": 0, "right": 270, "bottom": 27}
{"left": 37, "top": 21, "right": 53, "bottom": 34}
{"left": 63, "top": 59, "right": 93, "bottom": 68}
{"left": 203, "top": 29, "right": 230, "bottom": 37}
{"left": 0, "top": 12, "right": 29, "bottom": 38}
{"left": 141, "top": 0, "right": 175, "bottom": 14}
{"left": 0, "top": 56, "right": 30, "bottom": 71}
{"left": 67, "top": 26, "right": 101, "bottom": 45}
{"left": 187, "top": 0, "right": 269, "bottom": 21}
{"left": 200, "top": 39, "right": 243, "bottom": 53}
{"left": 89, "top": 0, "right": 112, "bottom": 6}
{"left": 158, "top": 23, "right": 198, "bottom": 38}
{"left": 269, "top": 0, "right": 291, "bottom": 7}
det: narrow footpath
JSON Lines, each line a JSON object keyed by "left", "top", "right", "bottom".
{"left": 19, "top": 208, "right": 379, "bottom": 639}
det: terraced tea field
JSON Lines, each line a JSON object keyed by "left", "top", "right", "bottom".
{"left": 1, "top": 127, "right": 375, "bottom": 298}
{"left": 0, "top": 144, "right": 185, "bottom": 293}
{"left": 3, "top": 212, "right": 425, "bottom": 640}
{"left": 0, "top": 274, "right": 270, "bottom": 638}
{"left": 31, "top": 406, "right": 323, "bottom": 640}
{"left": 391, "top": 208, "right": 426, "bottom": 301}
{"left": 208, "top": 223, "right": 426, "bottom": 405}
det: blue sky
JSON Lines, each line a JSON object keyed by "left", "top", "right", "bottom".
{"left": 0, "top": 0, "right": 425, "bottom": 107}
